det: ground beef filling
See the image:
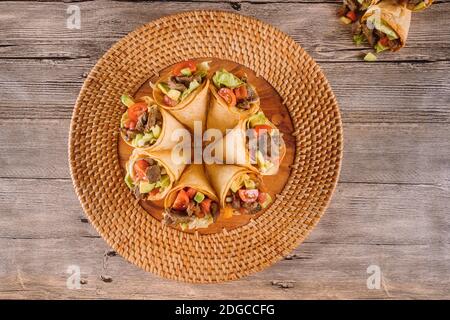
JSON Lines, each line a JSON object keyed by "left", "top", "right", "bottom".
{"left": 122, "top": 105, "right": 162, "bottom": 143}
{"left": 352, "top": 20, "right": 401, "bottom": 51}
{"left": 235, "top": 82, "right": 258, "bottom": 110}
{"left": 164, "top": 188, "right": 220, "bottom": 226}
{"left": 132, "top": 158, "right": 163, "bottom": 200}
{"left": 225, "top": 177, "right": 264, "bottom": 215}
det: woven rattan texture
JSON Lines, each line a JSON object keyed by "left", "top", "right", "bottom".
{"left": 69, "top": 11, "right": 343, "bottom": 283}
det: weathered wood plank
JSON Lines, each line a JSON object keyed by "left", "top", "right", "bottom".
{"left": 0, "top": 237, "right": 447, "bottom": 299}
{"left": 1, "top": 2, "right": 448, "bottom": 122}
{"left": 1, "top": 177, "right": 448, "bottom": 245}
{"left": 0, "top": 178, "right": 98, "bottom": 239}
{"left": 0, "top": 0, "right": 449, "bottom": 300}
{"left": 1, "top": 119, "right": 449, "bottom": 185}
{"left": 1, "top": 59, "right": 449, "bottom": 123}
{"left": 0, "top": 2, "right": 448, "bottom": 63}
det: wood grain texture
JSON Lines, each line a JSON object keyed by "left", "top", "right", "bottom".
{"left": 1, "top": 59, "right": 449, "bottom": 123}
{"left": 1, "top": 1, "right": 448, "bottom": 62}
{"left": 0, "top": 237, "right": 447, "bottom": 299}
{"left": 2, "top": 119, "right": 448, "bottom": 185}
{"left": 0, "top": 0, "right": 449, "bottom": 298}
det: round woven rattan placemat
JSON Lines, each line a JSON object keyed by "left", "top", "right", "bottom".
{"left": 69, "top": 11, "right": 343, "bottom": 283}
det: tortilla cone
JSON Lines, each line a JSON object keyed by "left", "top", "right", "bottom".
{"left": 207, "top": 83, "right": 260, "bottom": 135}
{"left": 209, "top": 118, "right": 286, "bottom": 175}
{"left": 120, "top": 97, "right": 186, "bottom": 152}
{"left": 362, "top": 0, "right": 411, "bottom": 51}
{"left": 205, "top": 164, "right": 263, "bottom": 208}
{"left": 164, "top": 164, "right": 218, "bottom": 209}
{"left": 127, "top": 149, "right": 187, "bottom": 201}
{"left": 153, "top": 78, "right": 210, "bottom": 132}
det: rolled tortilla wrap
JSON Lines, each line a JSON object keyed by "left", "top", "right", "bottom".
{"left": 164, "top": 164, "right": 219, "bottom": 209}
{"left": 209, "top": 115, "right": 286, "bottom": 175}
{"left": 205, "top": 164, "right": 255, "bottom": 208}
{"left": 361, "top": 0, "right": 411, "bottom": 51}
{"left": 127, "top": 149, "right": 187, "bottom": 201}
{"left": 153, "top": 78, "right": 210, "bottom": 132}
{"left": 205, "top": 164, "right": 263, "bottom": 208}
{"left": 120, "top": 96, "right": 186, "bottom": 152}
{"left": 207, "top": 82, "right": 259, "bottom": 135}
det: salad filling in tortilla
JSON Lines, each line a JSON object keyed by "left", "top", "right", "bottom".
{"left": 120, "top": 94, "right": 163, "bottom": 148}
{"left": 155, "top": 60, "right": 210, "bottom": 107}
{"left": 222, "top": 172, "right": 272, "bottom": 217}
{"left": 207, "top": 69, "right": 260, "bottom": 134}
{"left": 338, "top": 0, "right": 374, "bottom": 24}
{"left": 355, "top": 0, "right": 411, "bottom": 52}
{"left": 125, "top": 157, "right": 171, "bottom": 200}
{"left": 212, "top": 69, "right": 259, "bottom": 111}
{"left": 246, "top": 111, "right": 285, "bottom": 175}
{"left": 164, "top": 187, "right": 220, "bottom": 230}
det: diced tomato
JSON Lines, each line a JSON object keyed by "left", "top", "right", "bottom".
{"left": 123, "top": 118, "right": 136, "bottom": 130}
{"left": 127, "top": 102, "right": 148, "bottom": 122}
{"left": 200, "top": 198, "right": 212, "bottom": 214}
{"left": 218, "top": 88, "right": 236, "bottom": 107}
{"left": 254, "top": 124, "right": 272, "bottom": 136}
{"left": 172, "top": 60, "right": 197, "bottom": 76}
{"left": 149, "top": 188, "right": 160, "bottom": 196}
{"left": 234, "top": 85, "right": 248, "bottom": 101}
{"left": 163, "top": 95, "right": 177, "bottom": 107}
{"left": 185, "top": 187, "right": 197, "bottom": 199}
{"left": 172, "top": 189, "right": 189, "bottom": 211}
{"left": 238, "top": 189, "right": 259, "bottom": 203}
{"left": 133, "top": 159, "right": 149, "bottom": 180}
{"left": 346, "top": 11, "right": 357, "bottom": 22}
{"left": 257, "top": 192, "right": 268, "bottom": 204}
{"left": 379, "top": 36, "right": 389, "bottom": 46}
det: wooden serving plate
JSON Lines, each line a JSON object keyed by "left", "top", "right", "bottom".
{"left": 118, "top": 59, "right": 295, "bottom": 234}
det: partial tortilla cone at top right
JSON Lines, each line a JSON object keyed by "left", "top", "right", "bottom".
{"left": 208, "top": 117, "right": 286, "bottom": 176}
{"left": 164, "top": 164, "right": 218, "bottom": 209}
{"left": 400, "top": 0, "right": 433, "bottom": 11}
{"left": 153, "top": 78, "right": 210, "bottom": 133}
{"left": 205, "top": 164, "right": 264, "bottom": 208}
{"left": 362, "top": 0, "right": 412, "bottom": 51}
{"left": 207, "top": 82, "right": 260, "bottom": 135}
{"left": 361, "top": 0, "right": 433, "bottom": 12}
{"left": 128, "top": 149, "right": 187, "bottom": 201}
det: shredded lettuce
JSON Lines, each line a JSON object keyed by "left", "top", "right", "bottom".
{"left": 353, "top": 34, "right": 366, "bottom": 45}
{"left": 375, "top": 42, "right": 389, "bottom": 53}
{"left": 180, "top": 80, "right": 200, "bottom": 101}
{"left": 155, "top": 174, "right": 170, "bottom": 189}
{"left": 120, "top": 112, "right": 128, "bottom": 129}
{"left": 364, "top": 52, "right": 377, "bottom": 62}
{"left": 212, "top": 69, "right": 243, "bottom": 89}
{"left": 151, "top": 124, "right": 161, "bottom": 139}
{"left": 367, "top": 15, "right": 398, "bottom": 40}
{"left": 124, "top": 173, "right": 134, "bottom": 190}
{"left": 248, "top": 112, "right": 268, "bottom": 127}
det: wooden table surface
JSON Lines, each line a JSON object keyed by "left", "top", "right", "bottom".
{"left": 0, "top": 0, "right": 449, "bottom": 299}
